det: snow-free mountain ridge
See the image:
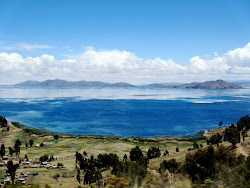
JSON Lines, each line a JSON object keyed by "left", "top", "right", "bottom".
{"left": 14, "top": 79, "right": 242, "bottom": 89}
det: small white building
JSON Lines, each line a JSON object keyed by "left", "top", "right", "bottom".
{"left": 4, "top": 179, "right": 11, "bottom": 183}
{"left": 22, "top": 174, "right": 28, "bottom": 177}
{"left": 22, "top": 161, "right": 30, "bottom": 166}
{"left": 41, "top": 161, "right": 48, "bottom": 165}
{"left": 2, "top": 156, "right": 8, "bottom": 160}
{"left": 18, "top": 178, "right": 26, "bottom": 182}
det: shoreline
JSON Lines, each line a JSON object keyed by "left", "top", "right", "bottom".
{"left": 10, "top": 120, "right": 211, "bottom": 142}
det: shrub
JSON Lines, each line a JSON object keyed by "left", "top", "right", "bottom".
{"left": 147, "top": 147, "right": 161, "bottom": 159}
{"left": 130, "top": 146, "right": 143, "bottom": 161}
{"left": 57, "top": 163, "right": 64, "bottom": 168}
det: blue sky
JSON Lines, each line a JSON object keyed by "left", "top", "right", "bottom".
{"left": 0, "top": 0, "right": 250, "bottom": 84}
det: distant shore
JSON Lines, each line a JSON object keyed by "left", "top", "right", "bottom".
{"left": 13, "top": 79, "right": 243, "bottom": 89}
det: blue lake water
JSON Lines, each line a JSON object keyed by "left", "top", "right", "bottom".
{"left": 0, "top": 86, "right": 249, "bottom": 137}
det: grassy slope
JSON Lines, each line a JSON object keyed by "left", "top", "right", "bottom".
{"left": 0, "top": 121, "right": 249, "bottom": 187}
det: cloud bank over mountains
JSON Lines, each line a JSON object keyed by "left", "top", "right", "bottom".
{"left": 0, "top": 43, "right": 250, "bottom": 85}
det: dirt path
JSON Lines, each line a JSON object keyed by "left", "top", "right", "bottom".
{"left": 236, "top": 145, "right": 248, "bottom": 157}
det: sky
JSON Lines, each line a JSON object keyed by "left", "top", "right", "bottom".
{"left": 0, "top": 0, "right": 250, "bottom": 85}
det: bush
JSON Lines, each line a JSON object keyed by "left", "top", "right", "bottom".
{"left": 159, "top": 158, "right": 180, "bottom": 177}
{"left": 53, "top": 174, "right": 60, "bottom": 179}
{"left": 224, "top": 124, "right": 240, "bottom": 148}
{"left": 147, "top": 147, "right": 161, "bottom": 159}
{"left": 209, "top": 133, "right": 222, "bottom": 147}
{"left": 237, "top": 115, "right": 250, "bottom": 131}
{"left": 130, "top": 146, "right": 143, "bottom": 161}
{"left": 57, "top": 163, "right": 64, "bottom": 168}
{"left": 40, "top": 155, "right": 49, "bottom": 162}
{"left": 176, "top": 147, "right": 179, "bottom": 152}
{"left": 184, "top": 145, "right": 237, "bottom": 183}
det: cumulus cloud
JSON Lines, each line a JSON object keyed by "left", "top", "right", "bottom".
{"left": 0, "top": 43, "right": 250, "bottom": 85}
{"left": 186, "top": 43, "right": 250, "bottom": 75}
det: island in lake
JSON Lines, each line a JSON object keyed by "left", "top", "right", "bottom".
{"left": 14, "top": 79, "right": 242, "bottom": 89}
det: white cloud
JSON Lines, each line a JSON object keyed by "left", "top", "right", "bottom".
{"left": 3, "top": 46, "right": 16, "bottom": 50}
{"left": 19, "top": 44, "right": 54, "bottom": 51}
{"left": 0, "top": 43, "right": 250, "bottom": 85}
{"left": 186, "top": 43, "right": 250, "bottom": 75}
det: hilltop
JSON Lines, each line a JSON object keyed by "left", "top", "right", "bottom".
{"left": 145, "top": 79, "right": 242, "bottom": 89}
{"left": 14, "top": 79, "right": 242, "bottom": 89}
{"left": 15, "top": 79, "right": 134, "bottom": 88}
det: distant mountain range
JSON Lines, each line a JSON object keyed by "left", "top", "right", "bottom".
{"left": 144, "top": 80, "right": 242, "bottom": 89}
{"left": 15, "top": 79, "right": 134, "bottom": 88}
{"left": 14, "top": 79, "right": 242, "bottom": 89}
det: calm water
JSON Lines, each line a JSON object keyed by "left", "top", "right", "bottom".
{"left": 0, "top": 86, "right": 249, "bottom": 137}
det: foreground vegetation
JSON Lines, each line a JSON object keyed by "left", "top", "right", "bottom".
{"left": 0, "top": 115, "right": 250, "bottom": 187}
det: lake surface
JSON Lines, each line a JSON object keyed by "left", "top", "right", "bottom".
{"left": 0, "top": 86, "right": 249, "bottom": 137}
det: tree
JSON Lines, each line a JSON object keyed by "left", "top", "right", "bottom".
{"left": 83, "top": 151, "right": 87, "bottom": 157}
{"left": 159, "top": 159, "right": 179, "bottom": 177}
{"left": 130, "top": 146, "right": 143, "bottom": 161}
{"left": 176, "top": 147, "right": 179, "bottom": 152}
{"left": 76, "top": 169, "right": 81, "bottom": 184}
{"left": 237, "top": 115, "right": 250, "bottom": 131}
{"left": 165, "top": 149, "right": 169, "bottom": 156}
{"left": 29, "top": 139, "right": 34, "bottom": 147}
{"left": 40, "top": 154, "right": 49, "bottom": 162}
{"left": 9, "top": 147, "right": 14, "bottom": 156}
{"left": 15, "top": 139, "right": 21, "bottom": 146}
{"left": 137, "top": 156, "right": 149, "bottom": 167}
{"left": 111, "top": 160, "right": 147, "bottom": 184}
{"left": 147, "top": 147, "right": 161, "bottom": 159}
{"left": 123, "top": 154, "right": 128, "bottom": 161}
{"left": 210, "top": 133, "right": 222, "bottom": 147}
{"left": 54, "top": 135, "right": 59, "bottom": 143}
{"left": 57, "top": 162, "right": 64, "bottom": 168}
{"left": 84, "top": 166, "right": 102, "bottom": 185}
{"left": 0, "top": 144, "right": 5, "bottom": 157}
{"left": 193, "top": 142, "right": 199, "bottom": 149}
{"left": 219, "top": 121, "right": 223, "bottom": 127}
{"left": 0, "top": 116, "right": 7, "bottom": 127}
{"left": 239, "top": 155, "right": 250, "bottom": 184}
{"left": 184, "top": 146, "right": 216, "bottom": 182}
{"left": 242, "top": 130, "right": 248, "bottom": 141}
{"left": 54, "top": 134, "right": 59, "bottom": 139}
{"left": 14, "top": 143, "right": 20, "bottom": 157}
{"left": 224, "top": 124, "right": 240, "bottom": 148}
{"left": 6, "top": 160, "right": 19, "bottom": 184}
{"left": 14, "top": 139, "right": 21, "bottom": 156}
